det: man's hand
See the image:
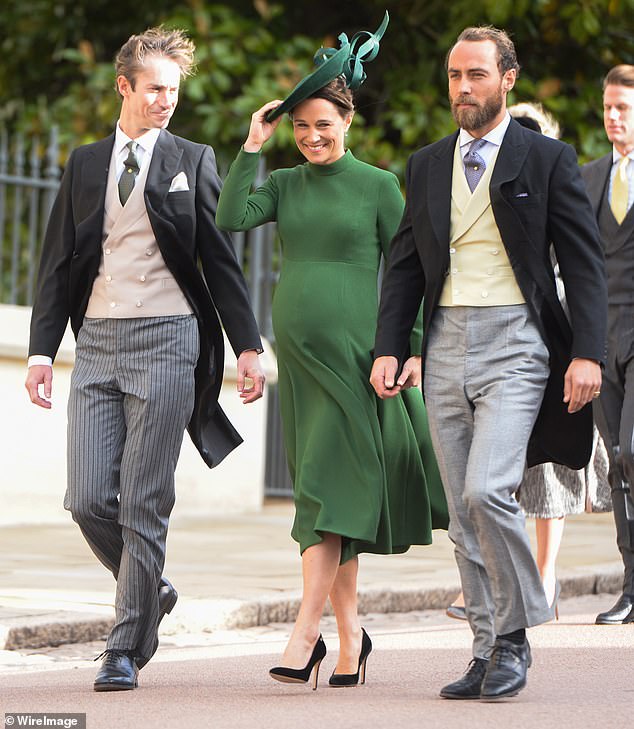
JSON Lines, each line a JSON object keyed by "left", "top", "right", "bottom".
{"left": 236, "top": 350, "right": 265, "bottom": 404}
{"left": 396, "top": 355, "right": 422, "bottom": 390}
{"left": 25, "top": 365, "right": 53, "bottom": 409}
{"left": 370, "top": 356, "right": 402, "bottom": 399}
{"left": 563, "top": 358, "right": 602, "bottom": 414}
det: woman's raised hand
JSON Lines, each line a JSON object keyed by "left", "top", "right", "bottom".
{"left": 244, "top": 100, "right": 284, "bottom": 153}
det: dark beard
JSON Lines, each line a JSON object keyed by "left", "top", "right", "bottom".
{"left": 451, "top": 90, "right": 504, "bottom": 132}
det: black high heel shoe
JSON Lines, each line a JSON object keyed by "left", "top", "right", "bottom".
{"left": 329, "top": 628, "right": 372, "bottom": 687}
{"left": 269, "top": 635, "right": 327, "bottom": 690}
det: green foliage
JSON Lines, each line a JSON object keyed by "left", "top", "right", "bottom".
{"left": 1, "top": 0, "right": 634, "bottom": 174}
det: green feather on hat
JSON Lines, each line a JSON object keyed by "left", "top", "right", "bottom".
{"left": 266, "top": 11, "right": 390, "bottom": 122}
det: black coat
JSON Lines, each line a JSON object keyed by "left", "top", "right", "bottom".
{"left": 29, "top": 129, "right": 263, "bottom": 468}
{"left": 375, "top": 119, "right": 607, "bottom": 469}
{"left": 582, "top": 154, "right": 612, "bottom": 214}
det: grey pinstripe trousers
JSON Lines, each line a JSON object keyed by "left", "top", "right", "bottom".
{"left": 423, "top": 305, "right": 553, "bottom": 659}
{"left": 64, "top": 315, "right": 199, "bottom": 663}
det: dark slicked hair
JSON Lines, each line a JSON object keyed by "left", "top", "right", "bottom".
{"left": 305, "top": 76, "right": 355, "bottom": 118}
{"left": 604, "top": 64, "right": 634, "bottom": 90}
{"left": 447, "top": 26, "right": 520, "bottom": 76}
{"left": 115, "top": 26, "right": 196, "bottom": 95}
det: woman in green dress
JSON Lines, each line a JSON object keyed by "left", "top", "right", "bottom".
{"left": 216, "top": 79, "right": 447, "bottom": 688}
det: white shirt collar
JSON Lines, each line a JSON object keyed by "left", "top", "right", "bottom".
{"left": 459, "top": 112, "right": 512, "bottom": 150}
{"left": 612, "top": 146, "right": 634, "bottom": 164}
{"left": 115, "top": 123, "right": 161, "bottom": 157}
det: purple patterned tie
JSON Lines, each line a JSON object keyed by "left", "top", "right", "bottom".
{"left": 464, "top": 139, "right": 487, "bottom": 193}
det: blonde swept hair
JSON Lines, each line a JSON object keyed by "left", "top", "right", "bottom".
{"left": 114, "top": 26, "right": 196, "bottom": 95}
{"left": 508, "top": 102, "right": 560, "bottom": 139}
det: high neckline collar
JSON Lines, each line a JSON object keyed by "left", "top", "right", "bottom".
{"left": 306, "top": 149, "right": 355, "bottom": 175}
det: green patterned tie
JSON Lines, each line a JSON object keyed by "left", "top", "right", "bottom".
{"left": 118, "top": 141, "right": 139, "bottom": 206}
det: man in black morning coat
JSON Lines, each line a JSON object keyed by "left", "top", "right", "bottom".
{"left": 25, "top": 27, "right": 264, "bottom": 691}
{"left": 371, "top": 26, "right": 607, "bottom": 701}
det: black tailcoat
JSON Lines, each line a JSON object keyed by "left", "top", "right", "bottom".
{"left": 29, "top": 129, "right": 263, "bottom": 467}
{"left": 375, "top": 119, "right": 607, "bottom": 469}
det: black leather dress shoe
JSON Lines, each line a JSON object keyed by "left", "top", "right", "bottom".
{"left": 595, "top": 593, "right": 634, "bottom": 625}
{"left": 158, "top": 577, "right": 178, "bottom": 626}
{"left": 94, "top": 650, "right": 139, "bottom": 692}
{"left": 439, "top": 657, "right": 489, "bottom": 699}
{"left": 480, "top": 638, "right": 531, "bottom": 701}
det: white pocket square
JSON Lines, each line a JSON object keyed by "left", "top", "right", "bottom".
{"left": 169, "top": 171, "right": 189, "bottom": 192}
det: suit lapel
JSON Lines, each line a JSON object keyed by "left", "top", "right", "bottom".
{"left": 426, "top": 133, "right": 456, "bottom": 253}
{"left": 144, "top": 129, "right": 184, "bottom": 216}
{"left": 585, "top": 154, "right": 612, "bottom": 216}
{"left": 490, "top": 118, "right": 530, "bottom": 193}
{"left": 77, "top": 134, "right": 114, "bottom": 241}
{"left": 488, "top": 119, "right": 538, "bottom": 268}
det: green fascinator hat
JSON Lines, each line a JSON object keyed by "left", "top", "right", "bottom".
{"left": 266, "top": 10, "right": 390, "bottom": 122}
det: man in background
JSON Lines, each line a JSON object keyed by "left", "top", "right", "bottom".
{"left": 582, "top": 64, "right": 634, "bottom": 626}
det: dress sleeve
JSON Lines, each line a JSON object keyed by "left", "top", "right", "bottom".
{"left": 216, "top": 148, "right": 279, "bottom": 231}
{"left": 377, "top": 172, "right": 423, "bottom": 355}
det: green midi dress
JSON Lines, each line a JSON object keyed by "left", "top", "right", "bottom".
{"left": 216, "top": 148, "right": 448, "bottom": 562}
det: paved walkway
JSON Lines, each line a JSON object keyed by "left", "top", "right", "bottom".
{"left": 2, "top": 596, "right": 633, "bottom": 729}
{"left": 0, "top": 501, "right": 624, "bottom": 650}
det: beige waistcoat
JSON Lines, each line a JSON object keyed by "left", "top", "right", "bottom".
{"left": 85, "top": 156, "right": 192, "bottom": 319}
{"left": 438, "top": 138, "right": 525, "bottom": 306}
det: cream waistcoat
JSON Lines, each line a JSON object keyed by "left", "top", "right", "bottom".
{"left": 85, "top": 155, "right": 192, "bottom": 318}
{"left": 438, "top": 138, "right": 525, "bottom": 306}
